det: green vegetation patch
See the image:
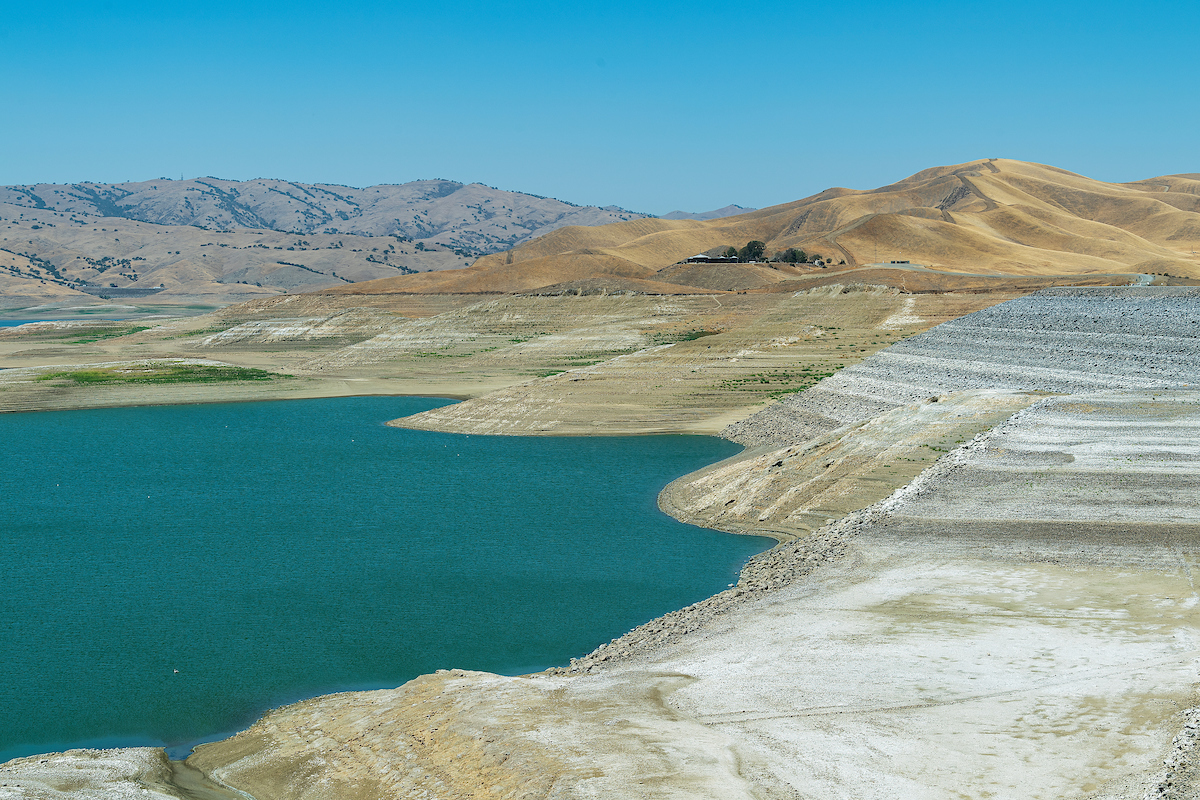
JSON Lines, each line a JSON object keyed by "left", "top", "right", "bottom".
{"left": 563, "top": 348, "right": 637, "bottom": 362}
{"left": 160, "top": 323, "right": 244, "bottom": 340}
{"left": 3, "top": 324, "right": 144, "bottom": 343}
{"left": 70, "top": 326, "right": 151, "bottom": 344}
{"left": 718, "top": 363, "right": 844, "bottom": 397}
{"left": 36, "top": 363, "right": 289, "bottom": 385}
{"left": 649, "top": 328, "right": 723, "bottom": 345}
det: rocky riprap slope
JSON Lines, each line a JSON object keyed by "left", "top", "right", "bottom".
{"left": 725, "top": 287, "right": 1200, "bottom": 447}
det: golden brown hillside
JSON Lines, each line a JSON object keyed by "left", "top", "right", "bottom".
{"left": 325, "top": 159, "right": 1200, "bottom": 295}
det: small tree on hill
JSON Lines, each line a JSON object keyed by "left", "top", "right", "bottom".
{"left": 723, "top": 246, "right": 738, "bottom": 259}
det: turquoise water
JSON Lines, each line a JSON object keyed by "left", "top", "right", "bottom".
{"left": 0, "top": 397, "right": 766, "bottom": 761}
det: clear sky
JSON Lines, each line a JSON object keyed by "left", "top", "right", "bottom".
{"left": 1, "top": 0, "right": 1195, "bottom": 215}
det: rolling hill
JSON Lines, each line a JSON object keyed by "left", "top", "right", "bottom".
{"left": 0, "top": 178, "right": 647, "bottom": 256}
{"left": 329, "top": 159, "right": 1200, "bottom": 296}
{"left": 0, "top": 179, "right": 648, "bottom": 309}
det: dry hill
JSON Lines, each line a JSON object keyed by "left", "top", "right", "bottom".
{"left": 335, "top": 159, "right": 1199, "bottom": 295}
{"left": 0, "top": 213, "right": 469, "bottom": 310}
{"left": 0, "top": 178, "right": 646, "bottom": 255}
{"left": 0, "top": 179, "right": 648, "bottom": 311}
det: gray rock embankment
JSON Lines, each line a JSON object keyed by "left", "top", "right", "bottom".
{"left": 552, "top": 504, "right": 879, "bottom": 675}
{"left": 561, "top": 407, "right": 1015, "bottom": 676}
{"left": 1145, "top": 707, "right": 1200, "bottom": 800}
{"left": 594, "top": 286, "right": 1200, "bottom": 681}
{"left": 725, "top": 287, "right": 1200, "bottom": 447}
{"left": 555, "top": 386, "right": 1200, "bottom": 796}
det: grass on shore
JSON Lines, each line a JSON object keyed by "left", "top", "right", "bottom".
{"left": 70, "top": 326, "right": 152, "bottom": 343}
{"left": 0, "top": 324, "right": 152, "bottom": 343}
{"left": 649, "top": 328, "right": 723, "bottom": 346}
{"left": 718, "top": 363, "right": 843, "bottom": 397}
{"left": 36, "top": 363, "right": 290, "bottom": 385}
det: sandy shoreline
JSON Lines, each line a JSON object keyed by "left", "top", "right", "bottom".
{"left": 0, "top": 364, "right": 750, "bottom": 436}
{"left": 0, "top": 364, "right": 507, "bottom": 414}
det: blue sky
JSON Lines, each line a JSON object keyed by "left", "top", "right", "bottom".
{"left": 1, "top": 0, "right": 1195, "bottom": 214}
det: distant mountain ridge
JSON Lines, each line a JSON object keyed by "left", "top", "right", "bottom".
{"left": 0, "top": 178, "right": 648, "bottom": 256}
{"left": 659, "top": 205, "right": 757, "bottom": 221}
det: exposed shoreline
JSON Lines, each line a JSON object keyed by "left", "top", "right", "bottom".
{"left": 0, "top": 368, "right": 746, "bottom": 436}
{"left": 0, "top": 366, "right": 490, "bottom": 415}
{"left": 9, "top": 288, "right": 1200, "bottom": 798}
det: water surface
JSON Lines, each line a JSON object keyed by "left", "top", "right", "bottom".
{"left": 0, "top": 397, "right": 766, "bottom": 760}
{"left": 0, "top": 319, "right": 124, "bottom": 326}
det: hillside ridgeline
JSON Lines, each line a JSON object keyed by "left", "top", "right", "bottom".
{"left": 330, "top": 159, "right": 1200, "bottom": 296}
{"left": 0, "top": 179, "right": 648, "bottom": 310}
{"left": 0, "top": 178, "right": 645, "bottom": 255}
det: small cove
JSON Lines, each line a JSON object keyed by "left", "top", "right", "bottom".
{"left": 0, "top": 396, "right": 769, "bottom": 761}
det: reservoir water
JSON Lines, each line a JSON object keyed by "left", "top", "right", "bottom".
{"left": 0, "top": 396, "right": 767, "bottom": 761}
{"left": 0, "top": 319, "right": 127, "bottom": 327}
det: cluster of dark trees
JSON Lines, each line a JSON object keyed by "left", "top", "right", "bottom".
{"left": 774, "top": 247, "right": 808, "bottom": 263}
{"left": 721, "top": 241, "right": 767, "bottom": 262}
{"left": 719, "top": 242, "right": 829, "bottom": 264}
